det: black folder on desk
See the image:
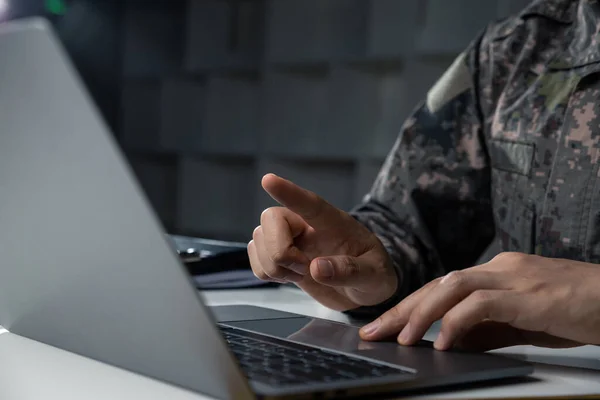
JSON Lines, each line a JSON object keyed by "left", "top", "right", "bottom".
{"left": 167, "top": 235, "right": 278, "bottom": 290}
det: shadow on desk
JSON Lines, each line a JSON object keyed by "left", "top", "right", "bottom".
{"left": 366, "top": 376, "right": 541, "bottom": 400}
{"left": 501, "top": 353, "right": 600, "bottom": 372}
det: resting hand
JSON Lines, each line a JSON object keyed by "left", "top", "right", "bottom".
{"left": 360, "top": 253, "right": 600, "bottom": 351}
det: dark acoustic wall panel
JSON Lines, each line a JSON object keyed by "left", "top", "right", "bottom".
{"left": 185, "top": 0, "right": 265, "bottom": 72}
{"left": 122, "top": 1, "right": 183, "bottom": 78}
{"left": 419, "top": 0, "right": 499, "bottom": 54}
{"left": 119, "top": 0, "right": 535, "bottom": 239}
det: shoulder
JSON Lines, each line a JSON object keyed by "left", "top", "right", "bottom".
{"left": 479, "top": 0, "right": 575, "bottom": 49}
{"left": 422, "top": 1, "right": 577, "bottom": 129}
{"left": 469, "top": 0, "right": 576, "bottom": 117}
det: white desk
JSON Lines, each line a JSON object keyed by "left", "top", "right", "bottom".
{"left": 1, "top": 286, "right": 599, "bottom": 399}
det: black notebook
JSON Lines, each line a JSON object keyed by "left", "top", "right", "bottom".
{"left": 168, "top": 235, "right": 278, "bottom": 290}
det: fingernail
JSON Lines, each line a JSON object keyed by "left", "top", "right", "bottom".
{"left": 398, "top": 323, "right": 411, "bottom": 344}
{"left": 289, "top": 263, "right": 308, "bottom": 275}
{"left": 361, "top": 319, "right": 381, "bottom": 335}
{"left": 434, "top": 332, "right": 448, "bottom": 350}
{"left": 317, "top": 259, "right": 334, "bottom": 278}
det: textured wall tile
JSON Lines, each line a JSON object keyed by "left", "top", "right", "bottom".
{"left": 202, "top": 75, "right": 261, "bottom": 155}
{"left": 160, "top": 78, "right": 205, "bottom": 153}
{"left": 185, "top": 0, "right": 264, "bottom": 71}
{"left": 123, "top": 2, "right": 183, "bottom": 78}
{"left": 266, "top": 0, "right": 366, "bottom": 63}
{"left": 178, "top": 157, "right": 256, "bottom": 240}
{"left": 128, "top": 154, "right": 178, "bottom": 230}
{"left": 367, "top": 0, "right": 421, "bottom": 57}
{"left": 121, "top": 81, "right": 162, "bottom": 152}
{"left": 419, "top": 0, "right": 498, "bottom": 54}
{"left": 262, "top": 69, "right": 331, "bottom": 157}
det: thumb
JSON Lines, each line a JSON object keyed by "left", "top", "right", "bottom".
{"left": 309, "top": 254, "right": 382, "bottom": 291}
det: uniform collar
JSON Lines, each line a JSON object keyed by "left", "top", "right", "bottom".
{"left": 520, "top": 0, "right": 578, "bottom": 24}
{"left": 548, "top": 0, "right": 600, "bottom": 69}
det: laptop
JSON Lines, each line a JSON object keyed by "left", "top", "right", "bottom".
{"left": 0, "top": 18, "right": 533, "bottom": 400}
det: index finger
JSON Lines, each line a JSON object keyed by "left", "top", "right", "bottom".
{"left": 360, "top": 277, "right": 440, "bottom": 340}
{"left": 434, "top": 290, "right": 517, "bottom": 350}
{"left": 397, "top": 269, "right": 502, "bottom": 346}
{"left": 261, "top": 174, "right": 345, "bottom": 229}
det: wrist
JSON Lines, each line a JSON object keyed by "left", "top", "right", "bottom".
{"left": 344, "top": 268, "right": 403, "bottom": 319}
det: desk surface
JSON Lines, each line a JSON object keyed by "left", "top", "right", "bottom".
{"left": 1, "top": 287, "right": 599, "bottom": 400}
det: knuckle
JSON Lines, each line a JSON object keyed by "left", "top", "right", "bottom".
{"left": 260, "top": 207, "right": 280, "bottom": 225}
{"left": 493, "top": 251, "right": 527, "bottom": 266}
{"left": 410, "top": 306, "right": 427, "bottom": 324}
{"left": 379, "top": 313, "right": 397, "bottom": 329}
{"left": 247, "top": 242, "right": 258, "bottom": 264}
{"left": 269, "top": 247, "right": 294, "bottom": 267}
{"left": 440, "top": 271, "right": 467, "bottom": 289}
{"left": 252, "top": 226, "right": 262, "bottom": 241}
{"left": 263, "top": 264, "right": 287, "bottom": 280}
{"left": 387, "top": 305, "right": 404, "bottom": 321}
{"left": 423, "top": 276, "right": 443, "bottom": 289}
{"left": 269, "top": 249, "right": 289, "bottom": 265}
{"left": 431, "top": 276, "right": 444, "bottom": 285}
{"left": 491, "top": 252, "right": 508, "bottom": 262}
{"left": 252, "top": 267, "right": 269, "bottom": 281}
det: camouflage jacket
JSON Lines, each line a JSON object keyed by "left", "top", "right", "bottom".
{"left": 350, "top": 0, "right": 600, "bottom": 314}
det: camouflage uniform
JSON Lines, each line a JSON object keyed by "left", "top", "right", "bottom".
{"left": 350, "top": 0, "right": 600, "bottom": 314}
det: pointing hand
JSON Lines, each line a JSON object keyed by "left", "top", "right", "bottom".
{"left": 248, "top": 174, "right": 397, "bottom": 311}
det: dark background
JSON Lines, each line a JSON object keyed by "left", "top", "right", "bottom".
{"left": 2, "top": 0, "right": 530, "bottom": 242}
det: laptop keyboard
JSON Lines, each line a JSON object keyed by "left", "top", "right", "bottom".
{"left": 219, "top": 326, "right": 411, "bottom": 387}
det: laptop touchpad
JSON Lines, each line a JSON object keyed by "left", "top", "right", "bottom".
{"left": 222, "top": 317, "right": 366, "bottom": 353}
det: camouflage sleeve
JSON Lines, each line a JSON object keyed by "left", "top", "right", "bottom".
{"left": 346, "top": 34, "right": 495, "bottom": 317}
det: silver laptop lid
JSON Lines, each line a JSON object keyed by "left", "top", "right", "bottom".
{"left": 0, "top": 18, "right": 252, "bottom": 400}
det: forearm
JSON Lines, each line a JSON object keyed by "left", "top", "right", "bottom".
{"left": 352, "top": 200, "right": 444, "bottom": 297}
{"left": 343, "top": 30, "right": 497, "bottom": 317}
{"left": 341, "top": 200, "right": 444, "bottom": 319}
